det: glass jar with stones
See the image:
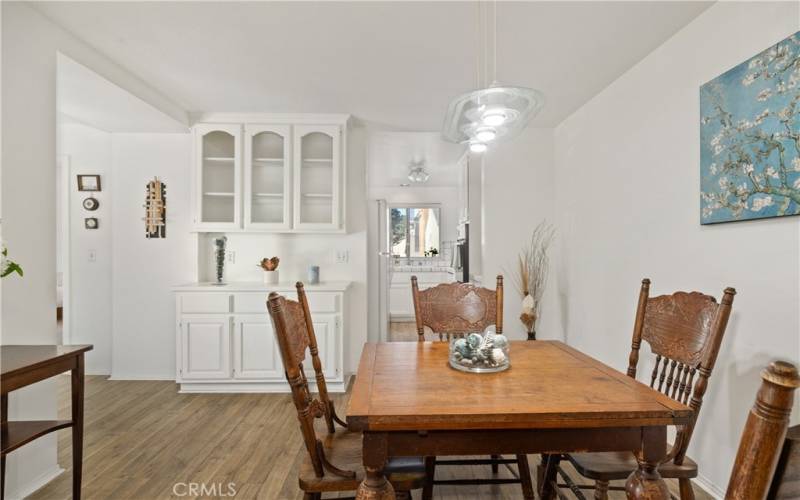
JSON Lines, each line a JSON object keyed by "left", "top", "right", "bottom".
{"left": 449, "top": 327, "right": 510, "bottom": 373}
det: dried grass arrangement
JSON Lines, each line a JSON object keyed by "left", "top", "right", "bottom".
{"left": 510, "top": 221, "right": 555, "bottom": 340}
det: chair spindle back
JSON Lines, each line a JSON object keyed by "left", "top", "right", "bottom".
{"left": 411, "top": 275, "right": 503, "bottom": 341}
{"left": 626, "top": 278, "right": 736, "bottom": 464}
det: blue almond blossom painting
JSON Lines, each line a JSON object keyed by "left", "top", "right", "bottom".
{"left": 700, "top": 31, "right": 800, "bottom": 224}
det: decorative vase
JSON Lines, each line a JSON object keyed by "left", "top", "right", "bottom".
{"left": 527, "top": 329, "right": 537, "bottom": 341}
{"left": 263, "top": 270, "right": 279, "bottom": 285}
{"left": 213, "top": 236, "right": 227, "bottom": 285}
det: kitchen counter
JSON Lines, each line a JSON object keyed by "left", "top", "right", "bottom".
{"left": 172, "top": 281, "right": 352, "bottom": 292}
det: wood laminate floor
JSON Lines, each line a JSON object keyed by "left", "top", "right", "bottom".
{"left": 28, "top": 335, "right": 713, "bottom": 499}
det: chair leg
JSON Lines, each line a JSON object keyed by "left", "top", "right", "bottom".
{"left": 396, "top": 490, "right": 412, "bottom": 500}
{"left": 516, "top": 454, "right": 535, "bottom": 499}
{"left": 491, "top": 454, "right": 500, "bottom": 474}
{"left": 302, "top": 493, "right": 320, "bottom": 500}
{"left": 679, "top": 478, "right": 695, "bottom": 500}
{"left": 594, "top": 480, "right": 609, "bottom": 500}
{"left": 539, "top": 454, "right": 561, "bottom": 500}
{"left": 422, "top": 456, "right": 436, "bottom": 500}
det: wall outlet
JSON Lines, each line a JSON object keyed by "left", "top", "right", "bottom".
{"left": 335, "top": 249, "right": 349, "bottom": 264}
{"left": 227, "top": 251, "right": 236, "bottom": 264}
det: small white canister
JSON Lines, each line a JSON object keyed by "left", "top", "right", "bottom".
{"left": 307, "top": 266, "right": 320, "bottom": 285}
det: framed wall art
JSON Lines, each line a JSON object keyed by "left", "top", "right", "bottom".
{"left": 700, "top": 31, "right": 800, "bottom": 224}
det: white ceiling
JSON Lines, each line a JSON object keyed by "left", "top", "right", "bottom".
{"left": 37, "top": 1, "right": 712, "bottom": 130}
{"left": 57, "top": 53, "right": 188, "bottom": 133}
{"left": 369, "top": 132, "right": 466, "bottom": 187}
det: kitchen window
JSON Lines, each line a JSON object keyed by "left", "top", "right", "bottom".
{"left": 390, "top": 206, "right": 441, "bottom": 259}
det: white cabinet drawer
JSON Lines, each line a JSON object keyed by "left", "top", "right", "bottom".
{"left": 232, "top": 293, "right": 270, "bottom": 314}
{"left": 232, "top": 291, "right": 340, "bottom": 314}
{"left": 179, "top": 293, "right": 230, "bottom": 314}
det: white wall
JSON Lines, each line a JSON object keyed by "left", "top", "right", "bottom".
{"left": 59, "top": 122, "right": 113, "bottom": 374}
{"left": 481, "top": 128, "right": 563, "bottom": 341}
{"left": 553, "top": 2, "right": 800, "bottom": 496}
{"left": 110, "top": 133, "right": 193, "bottom": 379}
{"left": 1, "top": 4, "right": 187, "bottom": 496}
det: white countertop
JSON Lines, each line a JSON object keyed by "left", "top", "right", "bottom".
{"left": 173, "top": 281, "right": 352, "bottom": 292}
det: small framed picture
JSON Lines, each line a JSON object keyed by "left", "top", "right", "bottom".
{"left": 85, "top": 218, "right": 99, "bottom": 230}
{"left": 77, "top": 175, "right": 101, "bottom": 192}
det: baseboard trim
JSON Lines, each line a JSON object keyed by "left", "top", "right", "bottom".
{"left": 6, "top": 465, "right": 64, "bottom": 500}
{"left": 178, "top": 378, "right": 349, "bottom": 394}
{"left": 693, "top": 473, "right": 724, "bottom": 499}
{"left": 108, "top": 374, "right": 175, "bottom": 381}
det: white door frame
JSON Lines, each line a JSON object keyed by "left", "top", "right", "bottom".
{"left": 376, "top": 199, "right": 391, "bottom": 342}
{"left": 58, "top": 154, "right": 72, "bottom": 344}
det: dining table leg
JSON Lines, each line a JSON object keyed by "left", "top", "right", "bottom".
{"left": 625, "top": 426, "right": 670, "bottom": 500}
{"left": 356, "top": 432, "right": 395, "bottom": 500}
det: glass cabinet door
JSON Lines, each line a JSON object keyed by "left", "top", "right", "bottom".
{"left": 195, "top": 123, "right": 242, "bottom": 229}
{"left": 293, "top": 125, "right": 341, "bottom": 230}
{"left": 244, "top": 124, "right": 291, "bottom": 230}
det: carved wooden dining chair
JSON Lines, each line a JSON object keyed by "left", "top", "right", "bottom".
{"left": 725, "top": 361, "right": 799, "bottom": 499}
{"left": 548, "top": 278, "right": 736, "bottom": 500}
{"left": 268, "top": 283, "right": 426, "bottom": 500}
{"left": 411, "top": 275, "right": 535, "bottom": 500}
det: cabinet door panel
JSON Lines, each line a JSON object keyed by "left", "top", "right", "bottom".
{"left": 181, "top": 316, "right": 231, "bottom": 379}
{"left": 233, "top": 316, "right": 281, "bottom": 379}
{"left": 194, "top": 123, "right": 242, "bottom": 231}
{"left": 244, "top": 124, "right": 292, "bottom": 230}
{"left": 293, "top": 125, "right": 341, "bottom": 231}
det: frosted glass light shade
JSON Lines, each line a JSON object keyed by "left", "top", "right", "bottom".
{"left": 442, "top": 83, "right": 544, "bottom": 144}
{"left": 469, "top": 141, "right": 487, "bottom": 153}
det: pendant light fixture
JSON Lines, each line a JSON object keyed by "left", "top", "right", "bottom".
{"left": 407, "top": 160, "right": 430, "bottom": 184}
{"left": 442, "top": 1, "right": 545, "bottom": 151}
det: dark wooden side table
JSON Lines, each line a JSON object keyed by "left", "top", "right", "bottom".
{"left": 1, "top": 345, "right": 93, "bottom": 500}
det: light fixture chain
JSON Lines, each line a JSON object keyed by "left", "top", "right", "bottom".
{"left": 493, "top": 0, "right": 497, "bottom": 83}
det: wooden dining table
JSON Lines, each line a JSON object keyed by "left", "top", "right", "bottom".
{"left": 346, "top": 340, "right": 692, "bottom": 499}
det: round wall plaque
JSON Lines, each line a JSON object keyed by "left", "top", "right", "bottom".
{"left": 82, "top": 197, "right": 99, "bottom": 211}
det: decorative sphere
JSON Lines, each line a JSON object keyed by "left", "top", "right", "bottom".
{"left": 484, "top": 325, "right": 496, "bottom": 335}
{"left": 453, "top": 338, "right": 472, "bottom": 358}
{"left": 466, "top": 333, "right": 483, "bottom": 348}
{"left": 491, "top": 348, "right": 507, "bottom": 364}
{"left": 492, "top": 335, "right": 508, "bottom": 349}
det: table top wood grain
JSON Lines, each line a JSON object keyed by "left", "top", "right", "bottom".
{"left": 346, "top": 341, "right": 691, "bottom": 432}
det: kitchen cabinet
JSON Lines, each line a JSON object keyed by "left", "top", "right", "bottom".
{"left": 174, "top": 282, "right": 350, "bottom": 393}
{"left": 191, "top": 114, "right": 349, "bottom": 233}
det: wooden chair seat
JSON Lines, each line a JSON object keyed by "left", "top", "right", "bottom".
{"left": 299, "top": 427, "right": 427, "bottom": 493}
{"left": 566, "top": 450, "right": 697, "bottom": 481}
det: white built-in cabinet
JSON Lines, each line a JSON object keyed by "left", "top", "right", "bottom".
{"left": 174, "top": 282, "right": 350, "bottom": 393}
{"left": 192, "top": 114, "right": 348, "bottom": 233}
